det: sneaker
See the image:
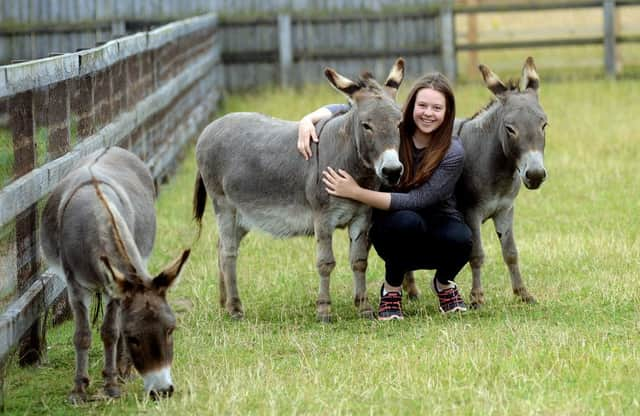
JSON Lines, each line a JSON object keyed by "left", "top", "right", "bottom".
{"left": 378, "top": 285, "right": 403, "bottom": 321}
{"left": 432, "top": 278, "right": 467, "bottom": 313}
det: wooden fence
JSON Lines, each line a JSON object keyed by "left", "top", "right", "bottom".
{"left": 0, "top": 0, "right": 216, "bottom": 64}
{"left": 221, "top": 9, "right": 450, "bottom": 89}
{"left": 4, "top": 1, "right": 639, "bottom": 89}
{"left": 0, "top": 13, "right": 222, "bottom": 403}
{"left": 219, "top": 0, "right": 639, "bottom": 89}
{"left": 454, "top": 0, "right": 640, "bottom": 78}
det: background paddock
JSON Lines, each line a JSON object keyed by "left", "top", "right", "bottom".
{"left": 4, "top": 72, "right": 639, "bottom": 414}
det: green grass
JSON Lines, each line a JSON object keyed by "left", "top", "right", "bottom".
{"left": 3, "top": 74, "right": 640, "bottom": 415}
{"left": 0, "top": 128, "right": 13, "bottom": 186}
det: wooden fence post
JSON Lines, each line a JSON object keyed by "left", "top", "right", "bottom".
{"left": 440, "top": 1, "right": 457, "bottom": 83}
{"left": 278, "top": 14, "right": 293, "bottom": 87}
{"left": 9, "top": 89, "right": 44, "bottom": 366}
{"left": 0, "top": 357, "right": 5, "bottom": 411}
{"left": 466, "top": 0, "right": 479, "bottom": 78}
{"left": 603, "top": 0, "right": 616, "bottom": 78}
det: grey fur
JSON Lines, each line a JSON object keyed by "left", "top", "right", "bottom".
{"left": 40, "top": 147, "right": 189, "bottom": 402}
{"left": 193, "top": 60, "right": 405, "bottom": 322}
{"left": 404, "top": 58, "right": 547, "bottom": 307}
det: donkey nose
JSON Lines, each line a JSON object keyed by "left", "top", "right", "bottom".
{"left": 382, "top": 165, "right": 403, "bottom": 184}
{"left": 524, "top": 168, "right": 547, "bottom": 189}
{"left": 525, "top": 168, "right": 546, "bottom": 181}
{"left": 149, "top": 384, "right": 174, "bottom": 400}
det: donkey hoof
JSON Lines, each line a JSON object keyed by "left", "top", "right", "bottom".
{"left": 316, "top": 313, "right": 333, "bottom": 324}
{"left": 407, "top": 292, "right": 420, "bottom": 301}
{"left": 514, "top": 288, "right": 537, "bottom": 304}
{"left": 359, "top": 309, "right": 375, "bottom": 320}
{"left": 68, "top": 391, "right": 88, "bottom": 405}
{"left": 470, "top": 301, "right": 483, "bottom": 310}
{"left": 230, "top": 311, "right": 244, "bottom": 320}
{"left": 104, "top": 385, "right": 121, "bottom": 398}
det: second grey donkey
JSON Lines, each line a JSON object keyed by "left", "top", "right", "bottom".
{"left": 404, "top": 57, "right": 548, "bottom": 307}
{"left": 193, "top": 59, "right": 405, "bottom": 322}
{"left": 40, "top": 147, "right": 190, "bottom": 402}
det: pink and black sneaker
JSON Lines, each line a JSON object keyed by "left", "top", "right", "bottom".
{"left": 432, "top": 278, "right": 467, "bottom": 313}
{"left": 378, "top": 285, "right": 403, "bottom": 321}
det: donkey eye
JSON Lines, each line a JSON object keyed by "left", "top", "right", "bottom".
{"left": 541, "top": 122, "right": 548, "bottom": 131}
{"left": 505, "top": 124, "right": 517, "bottom": 136}
{"left": 166, "top": 327, "right": 175, "bottom": 337}
{"left": 127, "top": 336, "right": 140, "bottom": 348}
{"left": 361, "top": 122, "right": 373, "bottom": 132}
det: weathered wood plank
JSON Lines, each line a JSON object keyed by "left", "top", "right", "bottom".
{"left": 603, "top": 0, "right": 616, "bottom": 78}
{"left": 0, "top": 43, "right": 220, "bottom": 229}
{"left": 0, "top": 271, "right": 66, "bottom": 362}
{"left": 454, "top": 0, "right": 604, "bottom": 14}
{"left": 1, "top": 53, "right": 78, "bottom": 98}
{"left": 457, "top": 37, "right": 605, "bottom": 51}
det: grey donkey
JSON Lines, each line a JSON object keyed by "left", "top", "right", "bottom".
{"left": 193, "top": 59, "right": 405, "bottom": 322}
{"left": 404, "top": 57, "right": 548, "bottom": 307}
{"left": 40, "top": 147, "right": 190, "bottom": 402}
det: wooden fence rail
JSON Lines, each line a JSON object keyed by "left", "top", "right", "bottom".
{"left": 4, "top": 1, "right": 639, "bottom": 88}
{"left": 0, "top": 14, "right": 222, "bottom": 403}
{"left": 453, "top": 0, "right": 639, "bottom": 78}
{"left": 217, "top": 0, "right": 639, "bottom": 89}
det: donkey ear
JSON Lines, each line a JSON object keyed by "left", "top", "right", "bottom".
{"left": 479, "top": 64, "right": 507, "bottom": 96}
{"left": 520, "top": 56, "right": 540, "bottom": 92}
{"left": 324, "top": 68, "right": 361, "bottom": 98}
{"left": 383, "top": 57, "right": 405, "bottom": 99}
{"left": 153, "top": 249, "right": 190, "bottom": 296}
{"left": 100, "top": 256, "right": 133, "bottom": 297}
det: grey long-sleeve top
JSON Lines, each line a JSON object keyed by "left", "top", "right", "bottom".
{"left": 325, "top": 103, "right": 464, "bottom": 220}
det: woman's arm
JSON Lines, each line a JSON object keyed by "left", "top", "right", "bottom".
{"left": 322, "top": 167, "right": 391, "bottom": 210}
{"left": 297, "top": 104, "right": 350, "bottom": 160}
{"left": 298, "top": 107, "right": 331, "bottom": 160}
{"left": 389, "top": 140, "right": 464, "bottom": 210}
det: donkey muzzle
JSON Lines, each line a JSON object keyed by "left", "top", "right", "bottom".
{"left": 519, "top": 150, "right": 547, "bottom": 190}
{"left": 377, "top": 149, "right": 404, "bottom": 186}
{"left": 144, "top": 366, "right": 174, "bottom": 399}
{"left": 524, "top": 167, "right": 547, "bottom": 189}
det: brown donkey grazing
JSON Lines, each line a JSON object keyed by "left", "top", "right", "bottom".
{"left": 404, "top": 57, "right": 548, "bottom": 307}
{"left": 40, "top": 147, "right": 190, "bottom": 402}
{"left": 193, "top": 59, "right": 405, "bottom": 322}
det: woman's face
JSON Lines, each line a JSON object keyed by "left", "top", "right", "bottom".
{"left": 412, "top": 88, "right": 446, "bottom": 137}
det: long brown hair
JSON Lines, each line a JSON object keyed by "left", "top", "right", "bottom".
{"left": 396, "top": 72, "right": 456, "bottom": 191}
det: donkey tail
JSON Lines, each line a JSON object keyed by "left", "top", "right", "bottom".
{"left": 193, "top": 170, "right": 207, "bottom": 238}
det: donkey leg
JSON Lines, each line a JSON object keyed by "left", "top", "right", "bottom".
{"left": 314, "top": 219, "right": 335, "bottom": 323}
{"left": 494, "top": 207, "right": 536, "bottom": 304}
{"left": 116, "top": 330, "right": 133, "bottom": 381}
{"left": 348, "top": 216, "right": 374, "bottom": 319}
{"left": 402, "top": 271, "right": 421, "bottom": 300}
{"left": 466, "top": 214, "right": 486, "bottom": 308}
{"left": 215, "top": 201, "right": 246, "bottom": 319}
{"left": 100, "top": 297, "right": 121, "bottom": 398}
{"left": 217, "top": 238, "right": 227, "bottom": 309}
{"left": 67, "top": 283, "right": 92, "bottom": 403}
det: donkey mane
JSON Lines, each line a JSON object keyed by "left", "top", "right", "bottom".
{"left": 59, "top": 149, "right": 139, "bottom": 278}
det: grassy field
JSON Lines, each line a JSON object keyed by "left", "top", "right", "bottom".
{"left": 3, "top": 68, "right": 640, "bottom": 415}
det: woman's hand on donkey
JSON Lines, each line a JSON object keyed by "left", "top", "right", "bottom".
{"left": 323, "top": 167, "right": 360, "bottom": 199}
{"left": 297, "top": 115, "right": 319, "bottom": 160}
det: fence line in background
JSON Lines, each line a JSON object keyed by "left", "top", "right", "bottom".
{"left": 219, "top": 0, "right": 639, "bottom": 88}
{"left": 0, "top": 14, "right": 222, "bottom": 389}
{"left": 222, "top": 10, "right": 444, "bottom": 89}
{"left": 453, "top": 0, "right": 639, "bottom": 79}
{"left": 3, "top": 1, "right": 639, "bottom": 85}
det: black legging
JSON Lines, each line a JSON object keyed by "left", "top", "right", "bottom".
{"left": 369, "top": 209, "right": 472, "bottom": 287}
